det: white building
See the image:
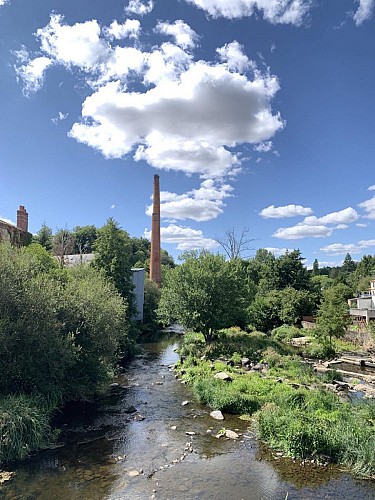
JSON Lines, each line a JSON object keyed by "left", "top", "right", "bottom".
{"left": 348, "top": 278, "right": 375, "bottom": 324}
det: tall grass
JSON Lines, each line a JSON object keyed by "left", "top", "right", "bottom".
{"left": 0, "top": 395, "right": 54, "bottom": 463}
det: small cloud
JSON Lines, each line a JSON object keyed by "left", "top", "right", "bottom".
{"left": 356, "top": 222, "right": 368, "bottom": 228}
{"left": 358, "top": 195, "right": 375, "bottom": 219}
{"left": 260, "top": 204, "right": 313, "bottom": 219}
{"left": 144, "top": 224, "right": 218, "bottom": 250}
{"left": 253, "top": 141, "right": 273, "bottom": 153}
{"left": 264, "top": 247, "right": 291, "bottom": 256}
{"left": 352, "top": 0, "right": 374, "bottom": 25}
{"left": 273, "top": 224, "right": 332, "bottom": 240}
{"left": 125, "top": 0, "right": 154, "bottom": 16}
{"left": 320, "top": 239, "right": 375, "bottom": 255}
{"left": 51, "top": 111, "right": 69, "bottom": 124}
{"left": 270, "top": 43, "right": 276, "bottom": 53}
{"left": 155, "top": 20, "right": 198, "bottom": 49}
{"left": 110, "top": 204, "right": 116, "bottom": 209}
{"left": 104, "top": 19, "right": 141, "bottom": 40}
{"left": 368, "top": 184, "right": 375, "bottom": 191}
{"left": 335, "top": 224, "right": 349, "bottom": 230}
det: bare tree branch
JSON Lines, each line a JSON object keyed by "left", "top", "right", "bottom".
{"left": 215, "top": 227, "right": 256, "bottom": 260}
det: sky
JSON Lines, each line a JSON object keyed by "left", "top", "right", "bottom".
{"left": 0, "top": 0, "right": 374, "bottom": 267}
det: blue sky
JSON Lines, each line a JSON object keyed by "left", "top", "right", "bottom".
{"left": 0, "top": 0, "right": 374, "bottom": 266}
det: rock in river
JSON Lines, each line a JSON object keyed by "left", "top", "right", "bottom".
{"left": 210, "top": 410, "right": 224, "bottom": 420}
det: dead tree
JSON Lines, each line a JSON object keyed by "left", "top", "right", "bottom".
{"left": 215, "top": 226, "right": 255, "bottom": 260}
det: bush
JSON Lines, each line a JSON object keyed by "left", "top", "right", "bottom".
{"left": 271, "top": 324, "right": 303, "bottom": 342}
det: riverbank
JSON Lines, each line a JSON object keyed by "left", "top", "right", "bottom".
{"left": 2, "top": 335, "right": 375, "bottom": 499}
{"left": 176, "top": 329, "right": 375, "bottom": 479}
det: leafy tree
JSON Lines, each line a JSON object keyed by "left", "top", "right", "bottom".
{"left": 73, "top": 225, "right": 97, "bottom": 255}
{"left": 158, "top": 251, "right": 248, "bottom": 343}
{"left": 93, "top": 218, "right": 135, "bottom": 316}
{"left": 248, "top": 287, "right": 315, "bottom": 332}
{"left": 315, "top": 284, "right": 351, "bottom": 348}
{"left": 312, "top": 258, "right": 319, "bottom": 276}
{"left": 142, "top": 279, "right": 162, "bottom": 332}
{"left": 276, "top": 250, "right": 311, "bottom": 291}
{"left": 33, "top": 223, "right": 53, "bottom": 252}
{"left": 341, "top": 253, "right": 356, "bottom": 275}
{"left": 53, "top": 228, "right": 75, "bottom": 267}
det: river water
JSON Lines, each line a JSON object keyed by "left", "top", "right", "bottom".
{"left": 2, "top": 335, "right": 375, "bottom": 500}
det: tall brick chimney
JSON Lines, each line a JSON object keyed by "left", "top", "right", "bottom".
{"left": 17, "top": 205, "right": 28, "bottom": 233}
{"left": 150, "top": 174, "right": 161, "bottom": 286}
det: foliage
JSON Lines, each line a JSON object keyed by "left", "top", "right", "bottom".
{"left": 72, "top": 225, "right": 97, "bottom": 254}
{"left": 271, "top": 324, "right": 304, "bottom": 342}
{"left": 59, "top": 266, "right": 131, "bottom": 398}
{"left": 248, "top": 287, "right": 315, "bottom": 332}
{"left": 33, "top": 223, "right": 53, "bottom": 251}
{"left": 93, "top": 218, "right": 135, "bottom": 317}
{"left": 158, "top": 251, "right": 249, "bottom": 343}
{"left": 141, "top": 279, "right": 162, "bottom": 333}
{"left": 52, "top": 228, "right": 75, "bottom": 267}
{"left": 315, "top": 284, "right": 351, "bottom": 348}
{"left": 0, "top": 395, "right": 53, "bottom": 463}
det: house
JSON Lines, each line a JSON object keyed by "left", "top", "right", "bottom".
{"left": 348, "top": 279, "right": 375, "bottom": 324}
{"left": 0, "top": 206, "right": 32, "bottom": 246}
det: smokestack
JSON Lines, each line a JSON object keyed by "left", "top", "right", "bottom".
{"left": 17, "top": 205, "right": 28, "bottom": 233}
{"left": 150, "top": 174, "right": 161, "bottom": 286}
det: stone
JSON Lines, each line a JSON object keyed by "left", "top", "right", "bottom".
{"left": 128, "top": 470, "right": 140, "bottom": 477}
{"left": 181, "top": 400, "right": 190, "bottom": 406}
{"left": 225, "top": 429, "right": 239, "bottom": 439}
{"left": 124, "top": 405, "right": 137, "bottom": 413}
{"left": 214, "top": 372, "right": 232, "bottom": 382}
{"left": 210, "top": 410, "right": 224, "bottom": 420}
{"left": 171, "top": 425, "right": 177, "bottom": 430}
{"left": 186, "top": 431, "right": 196, "bottom": 435}
{"left": 241, "top": 358, "right": 250, "bottom": 366}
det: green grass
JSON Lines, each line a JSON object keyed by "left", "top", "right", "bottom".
{"left": 177, "top": 328, "right": 375, "bottom": 478}
{"left": 0, "top": 395, "right": 54, "bottom": 463}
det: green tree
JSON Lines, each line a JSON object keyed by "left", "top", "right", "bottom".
{"left": 315, "top": 284, "right": 351, "bottom": 348}
{"left": 341, "top": 253, "right": 356, "bottom": 275}
{"left": 33, "top": 223, "right": 53, "bottom": 252}
{"left": 312, "top": 258, "right": 319, "bottom": 276}
{"left": 93, "top": 218, "right": 135, "bottom": 316}
{"left": 73, "top": 225, "right": 97, "bottom": 255}
{"left": 53, "top": 228, "right": 75, "bottom": 267}
{"left": 158, "top": 251, "right": 248, "bottom": 343}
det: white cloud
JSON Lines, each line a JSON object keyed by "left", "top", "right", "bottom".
{"left": 320, "top": 239, "right": 375, "bottom": 255}
{"left": 184, "top": 0, "right": 312, "bottom": 25}
{"left": 155, "top": 20, "right": 198, "bottom": 49}
{"left": 356, "top": 222, "right": 368, "bottom": 228}
{"left": 260, "top": 204, "right": 313, "bottom": 219}
{"left": 353, "top": 0, "right": 374, "bottom": 25}
{"left": 302, "top": 207, "right": 359, "bottom": 226}
{"left": 14, "top": 50, "right": 53, "bottom": 95}
{"left": 110, "top": 204, "right": 115, "bottom": 209}
{"left": 51, "top": 111, "right": 69, "bottom": 124}
{"left": 358, "top": 195, "right": 375, "bottom": 219}
{"left": 105, "top": 19, "right": 141, "bottom": 40}
{"left": 144, "top": 224, "right": 218, "bottom": 250}
{"left": 217, "top": 41, "right": 252, "bottom": 73}
{"left": 368, "top": 184, "right": 375, "bottom": 191}
{"left": 335, "top": 224, "right": 349, "bottom": 230}
{"left": 125, "top": 0, "right": 154, "bottom": 16}
{"left": 16, "top": 14, "right": 283, "bottom": 178}
{"left": 273, "top": 224, "right": 332, "bottom": 240}
{"left": 0, "top": 0, "right": 9, "bottom": 6}
{"left": 0, "top": 216, "right": 15, "bottom": 226}
{"left": 146, "top": 179, "right": 233, "bottom": 221}
{"left": 253, "top": 140, "right": 273, "bottom": 153}
{"left": 264, "top": 247, "right": 292, "bottom": 256}
{"left": 69, "top": 59, "right": 283, "bottom": 177}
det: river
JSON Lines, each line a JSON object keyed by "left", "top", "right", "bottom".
{"left": 2, "top": 335, "right": 375, "bottom": 499}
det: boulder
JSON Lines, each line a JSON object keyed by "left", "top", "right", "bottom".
{"left": 210, "top": 410, "right": 224, "bottom": 420}
{"left": 214, "top": 372, "right": 232, "bottom": 382}
{"left": 225, "top": 430, "right": 239, "bottom": 439}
